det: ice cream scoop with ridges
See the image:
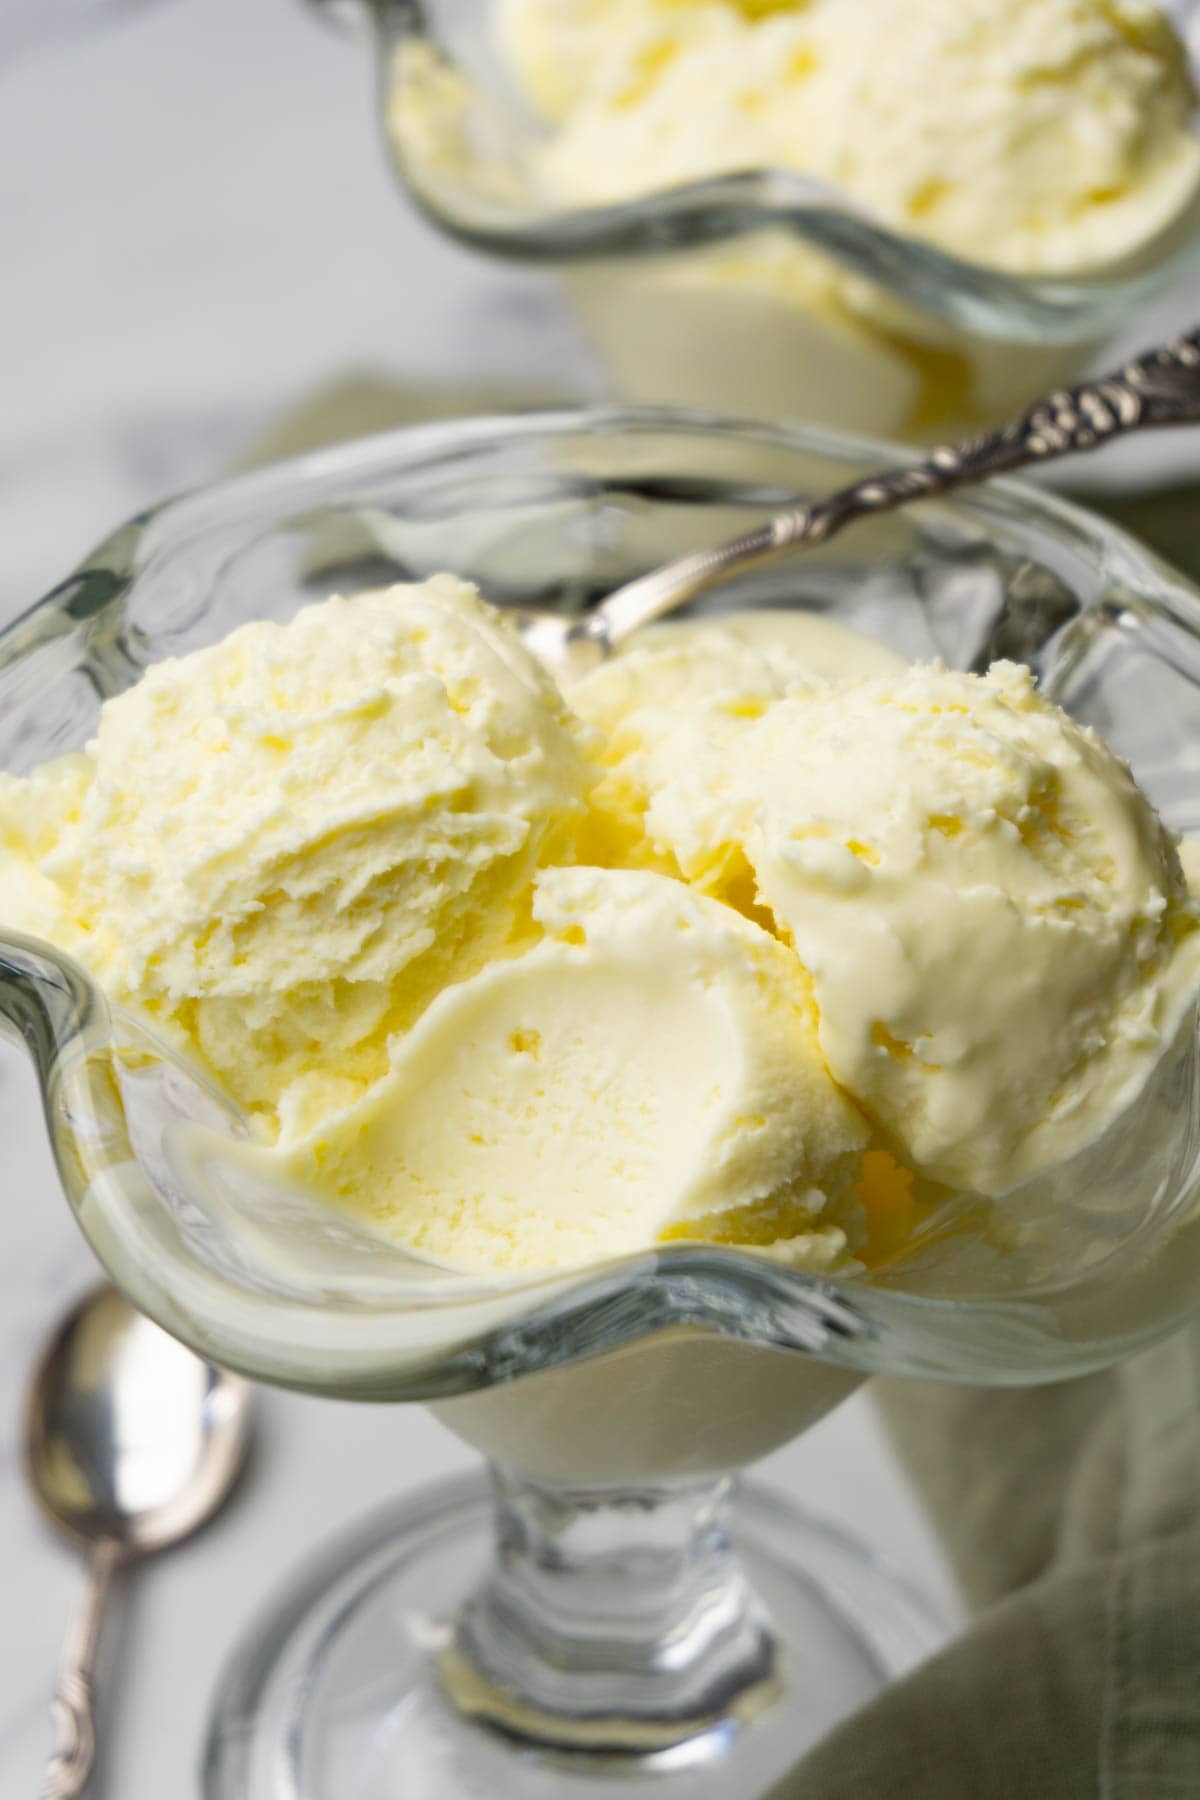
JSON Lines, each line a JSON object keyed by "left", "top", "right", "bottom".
{"left": 502, "top": 0, "right": 1200, "bottom": 276}
{"left": 571, "top": 647, "right": 1200, "bottom": 1195}
{"left": 2, "top": 578, "right": 1199, "bottom": 1275}
{"left": 0, "top": 577, "right": 593, "bottom": 1134}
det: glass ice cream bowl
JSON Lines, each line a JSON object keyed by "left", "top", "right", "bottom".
{"left": 8, "top": 409, "right": 1200, "bottom": 1798}
{"left": 319, "top": 0, "right": 1200, "bottom": 440}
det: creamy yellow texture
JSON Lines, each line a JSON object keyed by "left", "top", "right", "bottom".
{"left": 502, "top": 0, "right": 1200, "bottom": 276}
{"left": 3, "top": 585, "right": 1198, "bottom": 1271}
{"left": 571, "top": 647, "right": 1200, "bottom": 1193}
{"left": 277, "top": 865, "right": 867, "bottom": 1271}
{"left": 0, "top": 579, "right": 593, "bottom": 1133}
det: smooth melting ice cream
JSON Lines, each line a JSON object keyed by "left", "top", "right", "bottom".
{"left": 2, "top": 579, "right": 1198, "bottom": 1277}
{"left": 573, "top": 643, "right": 1200, "bottom": 1195}
{"left": 288, "top": 865, "right": 867, "bottom": 1270}
{"left": 464, "top": 0, "right": 1200, "bottom": 433}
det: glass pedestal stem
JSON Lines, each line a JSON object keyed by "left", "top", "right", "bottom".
{"left": 442, "top": 1461, "right": 780, "bottom": 1755}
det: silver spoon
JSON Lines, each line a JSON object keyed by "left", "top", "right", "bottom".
{"left": 518, "top": 325, "right": 1200, "bottom": 680}
{"left": 24, "top": 1282, "right": 253, "bottom": 1799}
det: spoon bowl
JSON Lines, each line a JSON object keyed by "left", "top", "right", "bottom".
{"left": 26, "top": 1282, "right": 252, "bottom": 1555}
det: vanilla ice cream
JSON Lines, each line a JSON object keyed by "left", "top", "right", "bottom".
{"left": 488, "top": 0, "right": 1200, "bottom": 433}
{"left": 0, "top": 578, "right": 593, "bottom": 1134}
{"left": 505, "top": 0, "right": 1200, "bottom": 275}
{"left": 275, "top": 865, "right": 867, "bottom": 1271}
{"left": 4, "top": 581, "right": 1198, "bottom": 1276}
{"left": 571, "top": 645, "right": 1200, "bottom": 1194}
{"left": 0, "top": 581, "right": 876, "bottom": 1278}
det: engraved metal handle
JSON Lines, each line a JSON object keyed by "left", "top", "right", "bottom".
{"left": 595, "top": 328, "right": 1200, "bottom": 651}
{"left": 43, "top": 1539, "right": 121, "bottom": 1799}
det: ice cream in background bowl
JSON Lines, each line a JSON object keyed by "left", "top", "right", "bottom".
{"left": 367, "top": 0, "right": 1200, "bottom": 437}
{"left": 8, "top": 413, "right": 1200, "bottom": 1795}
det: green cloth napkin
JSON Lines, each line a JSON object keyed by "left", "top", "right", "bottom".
{"left": 767, "top": 1334, "right": 1200, "bottom": 1798}
{"left": 1087, "top": 486, "right": 1200, "bottom": 587}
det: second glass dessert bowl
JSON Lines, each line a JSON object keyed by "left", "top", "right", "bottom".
{"left": 319, "top": 0, "right": 1200, "bottom": 438}
{"left": 6, "top": 409, "right": 1200, "bottom": 1798}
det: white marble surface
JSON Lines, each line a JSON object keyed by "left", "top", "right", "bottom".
{"left": 11, "top": 0, "right": 1149, "bottom": 1790}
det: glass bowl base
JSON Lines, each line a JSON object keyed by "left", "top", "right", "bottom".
{"left": 203, "top": 1470, "right": 948, "bottom": 1799}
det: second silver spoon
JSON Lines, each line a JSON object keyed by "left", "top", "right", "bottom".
{"left": 24, "top": 1283, "right": 253, "bottom": 1799}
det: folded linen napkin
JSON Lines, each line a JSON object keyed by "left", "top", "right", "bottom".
{"left": 768, "top": 1330, "right": 1200, "bottom": 1798}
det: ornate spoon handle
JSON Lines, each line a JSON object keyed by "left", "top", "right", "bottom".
{"left": 43, "top": 1538, "right": 121, "bottom": 1799}
{"left": 596, "top": 328, "right": 1200, "bottom": 649}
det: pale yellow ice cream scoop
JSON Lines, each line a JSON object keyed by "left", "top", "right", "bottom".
{"left": 503, "top": 0, "right": 1200, "bottom": 276}
{"left": 491, "top": 0, "right": 1200, "bottom": 437}
{"left": 273, "top": 864, "right": 869, "bottom": 1272}
{"left": 0, "top": 578, "right": 593, "bottom": 1133}
{"left": 573, "top": 648, "right": 1200, "bottom": 1195}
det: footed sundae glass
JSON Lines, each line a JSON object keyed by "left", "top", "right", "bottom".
{"left": 6, "top": 410, "right": 1200, "bottom": 1799}
{"left": 316, "top": 0, "right": 1200, "bottom": 437}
